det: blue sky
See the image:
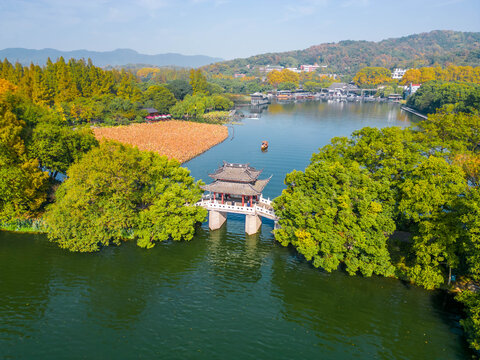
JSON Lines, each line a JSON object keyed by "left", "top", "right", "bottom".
{"left": 1, "top": 0, "right": 479, "bottom": 60}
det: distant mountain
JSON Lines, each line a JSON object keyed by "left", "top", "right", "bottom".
{"left": 0, "top": 48, "right": 223, "bottom": 68}
{"left": 205, "top": 30, "right": 480, "bottom": 75}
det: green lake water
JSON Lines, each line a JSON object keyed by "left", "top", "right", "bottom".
{"left": 0, "top": 101, "right": 471, "bottom": 359}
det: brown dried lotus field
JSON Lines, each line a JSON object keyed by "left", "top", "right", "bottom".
{"left": 93, "top": 121, "right": 228, "bottom": 163}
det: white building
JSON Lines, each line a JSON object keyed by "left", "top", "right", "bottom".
{"left": 286, "top": 67, "right": 301, "bottom": 73}
{"left": 392, "top": 68, "right": 408, "bottom": 79}
{"left": 264, "top": 65, "right": 284, "bottom": 73}
{"left": 404, "top": 83, "right": 421, "bottom": 96}
{"left": 301, "top": 64, "right": 321, "bottom": 72}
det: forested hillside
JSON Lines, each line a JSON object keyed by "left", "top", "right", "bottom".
{"left": 205, "top": 30, "right": 480, "bottom": 76}
{"left": 0, "top": 58, "right": 234, "bottom": 126}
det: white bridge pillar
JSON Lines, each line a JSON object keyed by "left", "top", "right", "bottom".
{"left": 245, "top": 214, "right": 262, "bottom": 235}
{"left": 209, "top": 210, "right": 227, "bottom": 231}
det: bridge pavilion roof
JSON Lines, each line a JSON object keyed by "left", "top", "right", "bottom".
{"left": 208, "top": 162, "right": 263, "bottom": 183}
{"left": 201, "top": 177, "right": 271, "bottom": 197}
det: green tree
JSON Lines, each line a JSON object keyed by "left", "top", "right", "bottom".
{"left": 398, "top": 156, "right": 467, "bottom": 289}
{"left": 170, "top": 94, "right": 232, "bottom": 119}
{"left": 27, "top": 123, "right": 98, "bottom": 178}
{"left": 143, "top": 85, "right": 177, "bottom": 114}
{"left": 376, "top": 85, "right": 395, "bottom": 98}
{"left": 45, "top": 141, "right": 206, "bottom": 252}
{"left": 278, "top": 82, "right": 297, "bottom": 91}
{"left": 456, "top": 290, "right": 480, "bottom": 351}
{"left": 460, "top": 187, "right": 480, "bottom": 281}
{"left": 407, "top": 81, "right": 480, "bottom": 114}
{"left": 416, "top": 108, "right": 480, "bottom": 153}
{"left": 206, "top": 82, "right": 225, "bottom": 95}
{"left": 189, "top": 69, "right": 207, "bottom": 95}
{"left": 311, "top": 127, "right": 425, "bottom": 206}
{"left": 273, "top": 160, "right": 396, "bottom": 277}
{"left": 166, "top": 79, "right": 192, "bottom": 100}
{"left": 211, "top": 94, "right": 234, "bottom": 110}
{"left": 303, "top": 81, "right": 322, "bottom": 93}
{"left": 116, "top": 75, "right": 142, "bottom": 103}
{"left": 0, "top": 94, "right": 49, "bottom": 220}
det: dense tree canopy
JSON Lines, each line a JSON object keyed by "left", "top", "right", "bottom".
{"left": 189, "top": 69, "right": 208, "bottom": 96}
{"left": 274, "top": 108, "right": 480, "bottom": 289}
{"left": 407, "top": 81, "right": 480, "bottom": 114}
{"left": 0, "top": 86, "right": 99, "bottom": 222}
{"left": 207, "top": 77, "right": 272, "bottom": 94}
{"left": 27, "top": 123, "right": 98, "bottom": 177}
{"left": 400, "top": 65, "right": 480, "bottom": 85}
{"left": 0, "top": 58, "right": 179, "bottom": 125}
{"left": 0, "top": 94, "right": 49, "bottom": 220}
{"left": 165, "top": 79, "right": 192, "bottom": 100}
{"left": 415, "top": 108, "right": 480, "bottom": 153}
{"left": 142, "top": 85, "right": 176, "bottom": 114}
{"left": 398, "top": 156, "right": 467, "bottom": 289}
{"left": 352, "top": 67, "right": 392, "bottom": 87}
{"left": 45, "top": 141, "right": 207, "bottom": 252}
{"left": 274, "top": 160, "right": 396, "bottom": 277}
{"left": 170, "top": 94, "right": 233, "bottom": 120}
{"left": 272, "top": 94, "right": 480, "bottom": 349}
{"left": 267, "top": 69, "right": 299, "bottom": 88}
{"left": 302, "top": 77, "right": 335, "bottom": 92}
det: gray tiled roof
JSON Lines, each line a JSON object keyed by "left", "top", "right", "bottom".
{"left": 328, "top": 83, "right": 359, "bottom": 90}
{"left": 142, "top": 108, "right": 158, "bottom": 114}
{"left": 201, "top": 177, "right": 271, "bottom": 196}
{"left": 209, "top": 162, "right": 263, "bottom": 182}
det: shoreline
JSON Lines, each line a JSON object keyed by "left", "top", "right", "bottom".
{"left": 401, "top": 105, "right": 428, "bottom": 120}
{"left": 0, "top": 219, "right": 47, "bottom": 234}
{"left": 181, "top": 127, "right": 229, "bottom": 164}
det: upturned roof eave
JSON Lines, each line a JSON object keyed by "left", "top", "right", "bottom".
{"left": 201, "top": 175, "right": 272, "bottom": 196}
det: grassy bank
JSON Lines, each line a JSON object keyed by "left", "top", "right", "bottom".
{"left": 0, "top": 219, "right": 47, "bottom": 233}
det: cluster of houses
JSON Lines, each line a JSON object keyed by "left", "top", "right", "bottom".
{"left": 254, "top": 64, "right": 338, "bottom": 77}
{"left": 245, "top": 65, "right": 413, "bottom": 82}
{"left": 251, "top": 79, "right": 423, "bottom": 104}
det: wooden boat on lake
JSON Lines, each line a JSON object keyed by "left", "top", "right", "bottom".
{"left": 261, "top": 141, "right": 268, "bottom": 151}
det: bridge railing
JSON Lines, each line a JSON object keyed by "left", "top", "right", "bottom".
{"left": 196, "top": 199, "right": 256, "bottom": 214}
{"left": 201, "top": 194, "right": 272, "bottom": 204}
{"left": 259, "top": 195, "right": 272, "bottom": 206}
{"left": 254, "top": 204, "right": 278, "bottom": 220}
{"left": 196, "top": 195, "right": 278, "bottom": 220}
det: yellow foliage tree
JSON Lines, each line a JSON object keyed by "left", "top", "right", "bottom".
{"left": 0, "top": 79, "right": 17, "bottom": 96}
{"left": 420, "top": 67, "right": 436, "bottom": 83}
{"left": 454, "top": 153, "right": 480, "bottom": 187}
{"left": 400, "top": 69, "right": 422, "bottom": 85}
{"left": 267, "top": 69, "right": 299, "bottom": 88}
{"left": 401, "top": 65, "right": 480, "bottom": 85}
{"left": 352, "top": 67, "right": 392, "bottom": 87}
{"left": 136, "top": 67, "right": 161, "bottom": 78}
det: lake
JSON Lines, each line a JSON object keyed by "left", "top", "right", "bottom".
{"left": 0, "top": 101, "right": 470, "bottom": 359}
